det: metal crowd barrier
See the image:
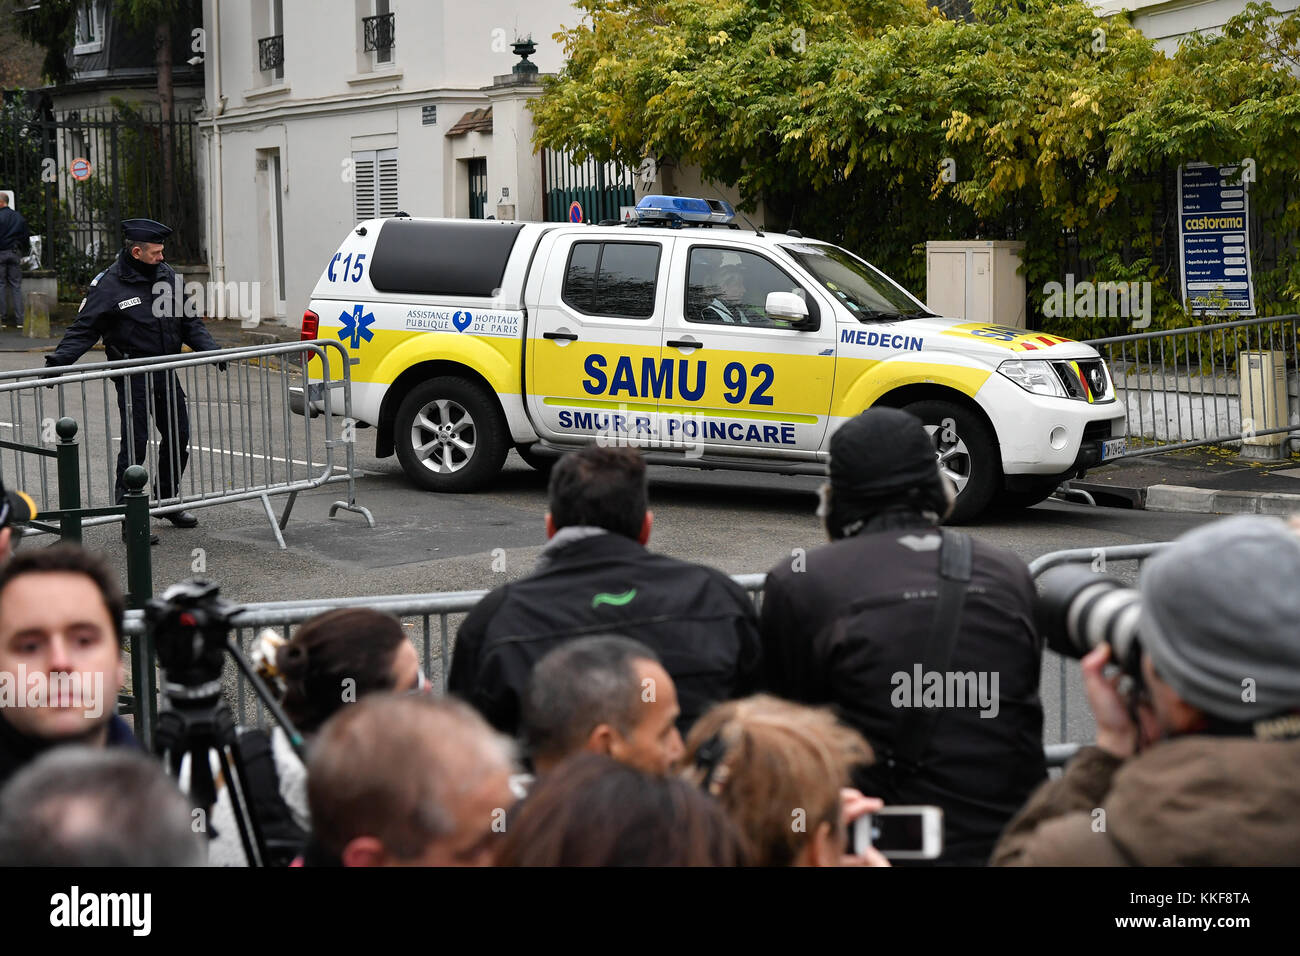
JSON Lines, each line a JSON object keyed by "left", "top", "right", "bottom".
{"left": 1086, "top": 313, "right": 1300, "bottom": 459}
{"left": 0, "top": 341, "right": 374, "bottom": 549}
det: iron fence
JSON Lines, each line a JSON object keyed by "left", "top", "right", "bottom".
{"left": 543, "top": 149, "right": 637, "bottom": 224}
{"left": 0, "top": 102, "right": 201, "bottom": 296}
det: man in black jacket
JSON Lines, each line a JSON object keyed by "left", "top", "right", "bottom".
{"left": 449, "top": 445, "right": 762, "bottom": 738}
{"left": 0, "top": 194, "right": 29, "bottom": 330}
{"left": 760, "top": 408, "right": 1046, "bottom": 865}
{"left": 45, "top": 219, "right": 220, "bottom": 539}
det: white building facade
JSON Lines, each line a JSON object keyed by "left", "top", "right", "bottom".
{"left": 1093, "top": 0, "right": 1299, "bottom": 54}
{"left": 199, "top": 0, "right": 579, "bottom": 325}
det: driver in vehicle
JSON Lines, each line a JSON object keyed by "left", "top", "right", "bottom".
{"left": 705, "top": 270, "right": 757, "bottom": 325}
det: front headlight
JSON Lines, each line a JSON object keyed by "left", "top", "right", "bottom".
{"left": 998, "top": 359, "right": 1068, "bottom": 398}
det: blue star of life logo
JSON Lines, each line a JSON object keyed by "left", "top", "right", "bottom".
{"left": 338, "top": 305, "right": 375, "bottom": 349}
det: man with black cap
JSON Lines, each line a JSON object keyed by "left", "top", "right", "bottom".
{"left": 993, "top": 514, "right": 1300, "bottom": 865}
{"left": 44, "top": 218, "right": 221, "bottom": 543}
{"left": 760, "top": 407, "right": 1046, "bottom": 865}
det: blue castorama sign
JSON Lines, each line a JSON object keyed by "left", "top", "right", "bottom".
{"left": 1178, "top": 163, "right": 1255, "bottom": 315}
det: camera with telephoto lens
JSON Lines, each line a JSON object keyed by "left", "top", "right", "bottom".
{"left": 1034, "top": 565, "right": 1144, "bottom": 679}
{"left": 146, "top": 579, "right": 239, "bottom": 694}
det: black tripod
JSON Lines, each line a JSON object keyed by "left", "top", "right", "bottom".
{"left": 147, "top": 580, "right": 306, "bottom": 867}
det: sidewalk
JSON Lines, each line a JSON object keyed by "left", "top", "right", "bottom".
{"left": 0, "top": 313, "right": 300, "bottom": 355}
{"left": 1069, "top": 444, "right": 1300, "bottom": 516}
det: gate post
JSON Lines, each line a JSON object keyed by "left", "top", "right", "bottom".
{"left": 55, "top": 417, "right": 81, "bottom": 543}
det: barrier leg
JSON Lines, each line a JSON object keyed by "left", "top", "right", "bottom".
{"left": 123, "top": 465, "right": 156, "bottom": 748}
{"left": 260, "top": 493, "right": 288, "bottom": 550}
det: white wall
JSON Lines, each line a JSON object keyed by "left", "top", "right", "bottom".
{"left": 1091, "top": 0, "right": 1300, "bottom": 55}
{"left": 201, "top": 0, "right": 579, "bottom": 325}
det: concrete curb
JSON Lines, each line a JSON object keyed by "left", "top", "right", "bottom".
{"left": 1144, "top": 485, "right": 1300, "bottom": 516}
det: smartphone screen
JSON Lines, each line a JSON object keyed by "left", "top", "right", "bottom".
{"left": 852, "top": 806, "right": 943, "bottom": 859}
{"left": 870, "top": 812, "right": 926, "bottom": 853}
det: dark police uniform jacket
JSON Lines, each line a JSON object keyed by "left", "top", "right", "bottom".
{"left": 46, "top": 250, "right": 218, "bottom": 366}
{"left": 449, "top": 531, "right": 763, "bottom": 738}
{"left": 760, "top": 513, "right": 1047, "bottom": 865}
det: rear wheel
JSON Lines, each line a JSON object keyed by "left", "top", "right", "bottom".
{"left": 394, "top": 377, "right": 509, "bottom": 492}
{"left": 902, "top": 399, "right": 999, "bottom": 524}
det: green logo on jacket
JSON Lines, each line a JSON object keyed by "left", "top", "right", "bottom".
{"left": 591, "top": 588, "right": 637, "bottom": 609}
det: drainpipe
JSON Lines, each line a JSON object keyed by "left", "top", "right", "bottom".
{"left": 210, "top": 0, "right": 227, "bottom": 316}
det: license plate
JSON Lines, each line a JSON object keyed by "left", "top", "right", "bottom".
{"left": 1101, "top": 437, "right": 1127, "bottom": 461}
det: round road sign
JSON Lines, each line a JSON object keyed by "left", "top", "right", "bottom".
{"left": 568, "top": 201, "right": 583, "bottom": 223}
{"left": 70, "top": 157, "right": 92, "bottom": 181}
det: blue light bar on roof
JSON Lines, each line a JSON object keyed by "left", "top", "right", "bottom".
{"left": 635, "top": 195, "right": 736, "bottom": 224}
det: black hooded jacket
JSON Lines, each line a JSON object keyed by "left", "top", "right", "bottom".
{"left": 760, "top": 511, "right": 1047, "bottom": 865}
{"left": 449, "top": 532, "right": 762, "bottom": 737}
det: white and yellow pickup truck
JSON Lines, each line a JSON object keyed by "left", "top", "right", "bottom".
{"left": 298, "top": 196, "right": 1125, "bottom": 521}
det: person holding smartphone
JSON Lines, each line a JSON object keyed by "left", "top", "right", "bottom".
{"left": 682, "top": 695, "right": 891, "bottom": 867}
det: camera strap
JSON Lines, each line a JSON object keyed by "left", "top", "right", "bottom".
{"left": 891, "top": 528, "right": 973, "bottom": 777}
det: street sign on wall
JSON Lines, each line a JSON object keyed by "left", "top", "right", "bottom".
{"left": 1178, "top": 162, "right": 1255, "bottom": 315}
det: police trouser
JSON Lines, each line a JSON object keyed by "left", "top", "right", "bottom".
{"left": 113, "top": 369, "right": 190, "bottom": 503}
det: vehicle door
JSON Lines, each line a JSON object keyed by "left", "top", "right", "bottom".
{"left": 659, "top": 241, "right": 836, "bottom": 456}
{"left": 526, "top": 234, "right": 671, "bottom": 447}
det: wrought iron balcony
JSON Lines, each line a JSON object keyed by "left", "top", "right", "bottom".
{"left": 363, "top": 13, "right": 395, "bottom": 54}
{"left": 258, "top": 34, "right": 284, "bottom": 73}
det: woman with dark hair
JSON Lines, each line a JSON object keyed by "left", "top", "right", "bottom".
{"left": 495, "top": 753, "right": 750, "bottom": 866}
{"left": 209, "top": 608, "right": 424, "bottom": 865}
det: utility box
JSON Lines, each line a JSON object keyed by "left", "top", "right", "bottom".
{"left": 1239, "top": 350, "right": 1290, "bottom": 460}
{"left": 926, "top": 240, "right": 1026, "bottom": 328}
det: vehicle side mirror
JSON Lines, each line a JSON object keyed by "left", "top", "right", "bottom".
{"left": 766, "top": 291, "right": 810, "bottom": 327}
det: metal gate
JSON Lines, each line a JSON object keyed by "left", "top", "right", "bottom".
{"left": 542, "top": 148, "right": 636, "bottom": 224}
{"left": 0, "top": 100, "right": 200, "bottom": 295}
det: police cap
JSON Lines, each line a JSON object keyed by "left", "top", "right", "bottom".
{"left": 121, "top": 218, "right": 172, "bottom": 243}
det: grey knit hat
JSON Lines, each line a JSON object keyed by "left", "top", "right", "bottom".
{"left": 1138, "top": 515, "right": 1300, "bottom": 723}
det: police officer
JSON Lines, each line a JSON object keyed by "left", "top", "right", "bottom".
{"left": 45, "top": 219, "right": 220, "bottom": 543}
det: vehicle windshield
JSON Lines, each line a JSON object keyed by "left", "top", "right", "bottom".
{"left": 781, "top": 243, "right": 936, "bottom": 320}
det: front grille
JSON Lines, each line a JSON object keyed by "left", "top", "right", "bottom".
{"left": 1052, "top": 359, "right": 1113, "bottom": 403}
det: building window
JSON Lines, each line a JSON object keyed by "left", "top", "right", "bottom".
{"left": 258, "top": 0, "right": 285, "bottom": 80}
{"left": 353, "top": 148, "right": 399, "bottom": 222}
{"left": 73, "top": 0, "right": 106, "bottom": 55}
{"left": 363, "top": 0, "right": 395, "bottom": 65}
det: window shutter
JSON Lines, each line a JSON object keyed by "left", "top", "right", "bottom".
{"left": 377, "top": 148, "right": 399, "bottom": 217}
{"left": 353, "top": 151, "right": 376, "bottom": 222}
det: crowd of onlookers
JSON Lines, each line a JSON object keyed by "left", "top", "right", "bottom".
{"left": 0, "top": 408, "right": 1297, "bottom": 867}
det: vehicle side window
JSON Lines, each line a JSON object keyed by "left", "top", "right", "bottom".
{"left": 684, "top": 247, "right": 818, "bottom": 330}
{"left": 562, "top": 241, "right": 661, "bottom": 319}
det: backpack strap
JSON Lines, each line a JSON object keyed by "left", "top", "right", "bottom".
{"left": 890, "top": 528, "right": 973, "bottom": 776}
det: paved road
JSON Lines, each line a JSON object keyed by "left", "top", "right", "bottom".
{"left": 0, "top": 346, "right": 1217, "bottom": 744}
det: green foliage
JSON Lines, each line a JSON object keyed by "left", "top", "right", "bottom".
{"left": 14, "top": 0, "right": 76, "bottom": 85}
{"left": 533, "top": 0, "right": 1300, "bottom": 338}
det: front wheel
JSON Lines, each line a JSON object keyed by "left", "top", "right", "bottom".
{"left": 902, "top": 399, "right": 999, "bottom": 524}
{"left": 993, "top": 476, "right": 1064, "bottom": 512}
{"left": 394, "top": 377, "right": 509, "bottom": 492}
